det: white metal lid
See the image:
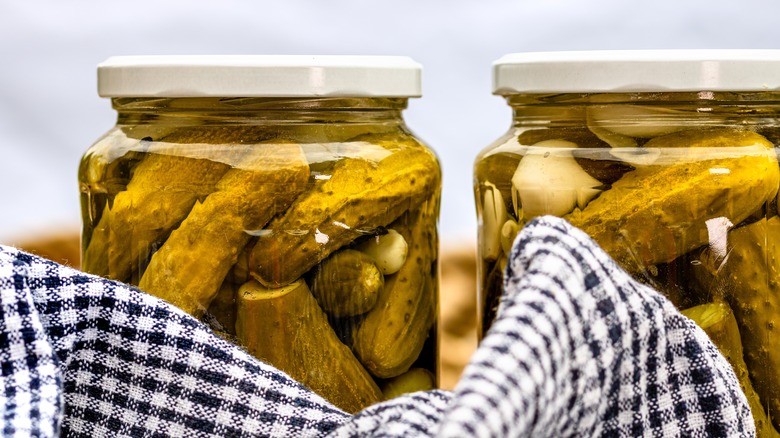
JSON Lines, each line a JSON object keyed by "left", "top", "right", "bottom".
{"left": 98, "top": 55, "right": 422, "bottom": 98}
{"left": 493, "top": 50, "right": 780, "bottom": 94}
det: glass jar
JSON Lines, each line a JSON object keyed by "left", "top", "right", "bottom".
{"left": 80, "top": 55, "right": 441, "bottom": 413}
{"left": 475, "top": 50, "right": 780, "bottom": 434}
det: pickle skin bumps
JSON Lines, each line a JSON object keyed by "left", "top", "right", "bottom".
{"left": 352, "top": 203, "right": 438, "bottom": 379}
{"left": 692, "top": 217, "right": 780, "bottom": 432}
{"left": 309, "top": 249, "right": 384, "bottom": 318}
{"left": 83, "top": 126, "right": 269, "bottom": 283}
{"left": 83, "top": 152, "right": 232, "bottom": 282}
{"left": 138, "top": 142, "right": 309, "bottom": 317}
{"left": 566, "top": 129, "right": 780, "bottom": 273}
{"left": 249, "top": 146, "right": 440, "bottom": 288}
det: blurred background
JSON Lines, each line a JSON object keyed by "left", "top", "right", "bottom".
{"left": 0, "top": 0, "right": 780, "bottom": 245}
{"left": 2, "top": 0, "right": 780, "bottom": 389}
{"left": 2, "top": 0, "right": 780, "bottom": 244}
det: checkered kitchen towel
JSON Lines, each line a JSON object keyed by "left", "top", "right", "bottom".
{"left": 1, "top": 216, "right": 754, "bottom": 437}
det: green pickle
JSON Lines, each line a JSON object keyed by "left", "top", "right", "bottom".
{"left": 380, "top": 368, "right": 436, "bottom": 400}
{"left": 309, "top": 249, "right": 384, "bottom": 318}
{"left": 476, "top": 92, "right": 780, "bottom": 434}
{"left": 691, "top": 217, "right": 780, "bottom": 431}
{"left": 236, "top": 279, "right": 383, "bottom": 413}
{"left": 80, "top": 96, "right": 441, "bottom": 412}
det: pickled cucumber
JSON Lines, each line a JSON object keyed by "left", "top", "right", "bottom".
{"left": 83, "top": 126, "right": 271, "bottom": 283}
{"left": 692, "top": 217, "right": 780, "bottom": 430}
{"left": 309, "top": 249, "right": 383, "bottom": 317}
{"left": 352, "top": 202, "right": 437, "bottom": 379}
{"left": 681, "top": 302, "right": 780, "bottom": 437}
{"left": 236, "top": 279, "right": 383, "bottom": 414}
{"left": 380, "top": 368, "right": 435, "bottom": 400}
{"left": 138, "top": 142, "right": 309, "bottom": 317}
{"left": 566, "top": 129, "right": 780, "bottom": 273}
{"left": 82, "top": 148, "right": 223, "bottom": 282}
{"left": 250, "top": 146, "right": 440, "bottom": 288}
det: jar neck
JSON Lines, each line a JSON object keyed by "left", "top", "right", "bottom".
{"left": 504, "top": 91, "right": 780, "bottom": 128}
{"left": 113, "top": 97, "right": 409, "bottom": 126}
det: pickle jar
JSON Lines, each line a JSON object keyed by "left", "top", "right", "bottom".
{"left": 475, "top": 50, "right": 780, "bottom": 433}
{"left": 80, "top": 55, "right": 441, "bottom": 413}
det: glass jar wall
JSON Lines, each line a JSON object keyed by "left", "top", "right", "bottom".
{"left": 475, "top": 51, "right": 780, "bottom": 435}
{"left": 80, "top": 56, "right": 441, "bottom": 413}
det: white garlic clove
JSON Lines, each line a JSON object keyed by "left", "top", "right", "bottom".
{"left": 511, "top": 140, "right": 603, "bottom": 219}
{"left": 357, "top": 229, "right": 408, "bottom": 275}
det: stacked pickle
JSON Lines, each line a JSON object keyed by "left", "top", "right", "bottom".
{"left": 475, "top": 101, "right": 780, "bottom": 433}
{"left": 80, "top": 126, "right": 441, "bottom": 414}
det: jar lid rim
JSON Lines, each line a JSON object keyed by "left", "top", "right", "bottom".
{"left": 98, "top": 55, "right": 422, "bottom": 98}
{"left": 493, "top": 50, "right": 780, "bottom": 94}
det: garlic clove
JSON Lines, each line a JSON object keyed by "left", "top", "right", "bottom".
{"left": 511, "top": 140, "right": 603, "bottom": 219}
{"left": 357, "top": 229, "right": 408, "bottom": 275}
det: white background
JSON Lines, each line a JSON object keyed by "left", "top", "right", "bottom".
{"left": 2, "top": 0, "right": 779, "bottom": 245}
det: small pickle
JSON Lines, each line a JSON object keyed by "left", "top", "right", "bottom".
{"left": 352, "top": 201, "right": 438, "bottom": 379}
{"left": 381, "top": 368, "right": 436, "bottom": 400}
{"left": 309, "top": 249, "right": 384, "bottom": 318}
{"left": 691, "top": 217, "right": 780, "bottom": 431}
{"left": 236, "top": 279, "right": 382, "bottom": 414}
{"left": 138, "top": 141, "right": 309, "bottom": 317}
{"left": 250, "top": 145, "right": 439, "bottom": 288}
{"left": 566, "top": 129, "right": 780, "bottom": 273}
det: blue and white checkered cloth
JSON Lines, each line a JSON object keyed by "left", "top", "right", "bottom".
{"left": 0, "top": 217, "right": 754, "bottom": 437}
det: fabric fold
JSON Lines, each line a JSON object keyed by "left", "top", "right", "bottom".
{"left": 0, "top": 217, "right": 754, "bottom": 437}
